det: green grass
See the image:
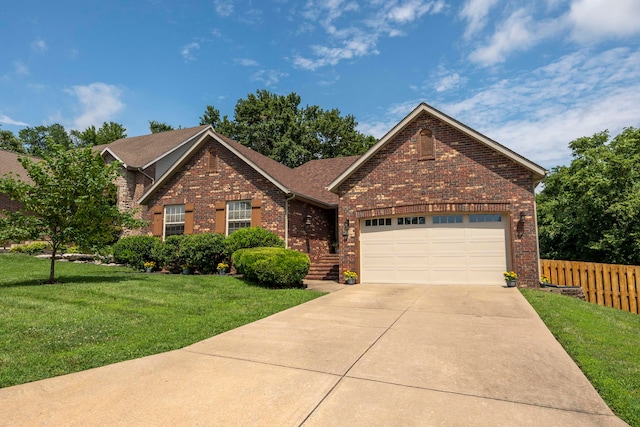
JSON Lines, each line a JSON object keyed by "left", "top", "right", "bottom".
{"left": 521, "top": 288, "right": 640, "bottom": 426}
{"left": 0, "top": 254, "right": 325, "bottom": 388}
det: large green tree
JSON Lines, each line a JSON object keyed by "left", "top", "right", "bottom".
{"left": 201, "top": 90, "right": 376, "bottom": 167}
{"left": 0, "top": 145, "right": 143, "bottom": 283}
{"left": 537, "top": 127, "right": 640, "bottom": 264}
{"left": 0, "top": 126, "right": 25, "bottom": 153}
{"left": 149, "top": 120, "right": 174, "bottom": 133}
{"left": 70, "top": 122, "right": 127, "bottom": 147}
{"left": 18, "top": 124, "right": 73, "bottom": 157}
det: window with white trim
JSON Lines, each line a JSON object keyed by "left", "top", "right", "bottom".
{"left": 164, "top": 205, "right": 185, "bottom": 237}
{"left": 227, "top": 200, "right": 252, "bottom": 234}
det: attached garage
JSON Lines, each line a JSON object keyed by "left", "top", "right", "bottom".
{"left": 359, "top": 214, "right": 509, "bottom": 285}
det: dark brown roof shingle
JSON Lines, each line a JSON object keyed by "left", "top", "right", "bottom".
{"left": 100, "top": 125, "right": 210, "bottom": 168}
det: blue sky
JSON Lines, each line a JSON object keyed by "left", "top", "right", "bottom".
{"left": 1, "top": 0, "right": 639, "bottom": 169}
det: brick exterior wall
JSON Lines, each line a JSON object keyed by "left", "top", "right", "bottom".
{"left": 142, "top": 136, "right": 335, "bottom": 256}
{"left": 104, "top": 152, "right": 154, "bottom": 236}
{"left": 336, "top": 111, "right": 540, "bottom": 287}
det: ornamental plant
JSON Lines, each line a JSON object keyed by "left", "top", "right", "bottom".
{"left": 217, "top": 262, "right": 229, "bottom": 272}
{"left": 344, "top": 270, "right": 358, "bottom": 280}
{"left": 541, "top": 275, "right": 550, "bottom": 284}
{"left": 504, "top": 271, "right": 518, "bottom": 281}
{"left": 143, "top": 261, "right": 156, "bottom": 269}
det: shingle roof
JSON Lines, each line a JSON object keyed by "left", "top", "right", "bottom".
{"left": 0, "top": 150, "right": 36, "bottom": 184}
{"left": 215, "top": 132, "right": 359, "bottom": 205}
{"left": 293, "top": 156, "right": 360, "bottom": 204}
{"left": 137, "top": 127, "right": 362, "bottom": 207}
{"left": 99, "top": 125, "right": 210, "bottom": 168}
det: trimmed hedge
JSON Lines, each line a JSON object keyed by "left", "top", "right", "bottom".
{"left": 112, "top": 235, "right": 161, "bottom": 270}
{"left": 151, "top": 233, "right": 227, "bottom": 274}
{"left": 180, "top": 233, "right": 227, "bottom": 274}
{"left": 225, "top": 227, "right": 284, "bottom": 257}
{"left": 152, "top": 235, "right": 184, "bottom": 273}
{"left": 232, "top": 247, "right": 310, "bottom": 288}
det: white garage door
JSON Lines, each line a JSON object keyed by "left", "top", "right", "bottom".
{"left": 360, "top": 214, "right": 509, "bottom": 285}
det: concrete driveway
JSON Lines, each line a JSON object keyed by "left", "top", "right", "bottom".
{"left": 0, "top": 284, "right": 628, "bottom": 426}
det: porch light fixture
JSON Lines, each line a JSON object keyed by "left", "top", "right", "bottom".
{"left": 519, "top": 211, "right": 526, "bottom": 222}
{"left": 342, "top": 219, "right": 349, "bottom": 237}
{"left": 305, "top": 214, "right": 312, "bottom": 226}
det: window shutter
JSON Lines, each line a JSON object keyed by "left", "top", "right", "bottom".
{"left": 152, "top": 206, "right": 163, "bottom": 237}
{"left": 251, "top": 199, "right": 262, "bottom": 226}
{"left": 184, "top": 203, "right": 195, "bottom": 234}
{"left": 215, "top": 201, "right": 226, "bottom": 234}
{"left": 419, "top": 129, "right": 435, "bottom": 160}
{"left": 207, "top": 148, "right": 218, "bottom": 173}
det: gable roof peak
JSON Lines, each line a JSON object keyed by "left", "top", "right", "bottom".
{"left": 327, "top": 102, "right": 547, "bottom": 192}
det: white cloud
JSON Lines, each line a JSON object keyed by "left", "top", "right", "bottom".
{"left": 181, "top": 42, "right": 200, "bottom": 61}
{"left": 31, "top": 39, "right": 47, "bottom": 53}
{"left": 214, "top": 0, "right": 234, "bottom": 17}
{"left": 387, "top": 0, "right": 442, "bottom": 23}
{"left": 294, "top": 1, "right": 445, "bottom": 70}
{"left": 233, "top": 58, "right": 259, "bottom": 67}
{"left": 14, "top": 61, "right": 29, "bottom": 76}
{"left": 65, "top": 83, "right": 124, "bottom": 131}
{"left": 468, "top": 9, "right": 537, "bottom": 66}
{"left": 0, "top": 114, "right": 28, "bottom": 126}
{"left": 459, "top": 0, "right": 499, "bottom": 38}
{"left": 251, "top": 69, "right": 289, "bottom": 87}
{"left": 569, "top": 0, "right": 640, "bottom": 42}
{"left": 434, "top": 70, "right": 465, "bottom": 92}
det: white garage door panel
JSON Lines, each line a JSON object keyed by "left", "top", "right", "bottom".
{"left": 360, "top": 215, "right": 508, "bottom": 285}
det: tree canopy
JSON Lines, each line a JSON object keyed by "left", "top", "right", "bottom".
{"left": 1, "top": 121, "right": 127, "bottom": 156}
{"left": 0, "top": 145, "right": 143, "bottom": 283}
{"left": 70, "top": 121, "right": 127, "bottom": 147}
{"left": 201, "top": 90, "right": 377, "bottom": 167}
{"left": 149, "top": 120, "right": 174, "bottom": 133}
{"left": 19, "top": 124, "right": 73, "bottom": 157}
{"left": 537, "top": 127, "right": 640, "bottom": 265}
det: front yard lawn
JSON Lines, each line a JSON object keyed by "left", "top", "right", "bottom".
{"left": 521, "top": 288, "right": 640, "bottom": 427}
{"left": 0, "top": 254, "right": 324, "bottom": 388}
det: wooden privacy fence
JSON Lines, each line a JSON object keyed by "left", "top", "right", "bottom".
{"left": 540, "top": 259, "right": 639, "bottom": 314}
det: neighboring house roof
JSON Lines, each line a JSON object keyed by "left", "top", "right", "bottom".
{"left": 0, "top": 150, "right": 36, "bottom": 184}
{"left": 327, "top": 103, "right": 548, "bottom": 192}
{"left": 138, "top": 127, "right": 361, "bottom": 207}
{"left": 98, "top": 125, "right": 210, "bottom": 169}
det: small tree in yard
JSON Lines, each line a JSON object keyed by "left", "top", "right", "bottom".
{"left": 0, "top": 145, "right": 143, "bottom": 283}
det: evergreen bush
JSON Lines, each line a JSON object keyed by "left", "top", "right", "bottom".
{"left": 113, "top": 235, "right": 161, "bottom": 270}
{"left": 225, "top": 227, "right": 284, "bottom": 257}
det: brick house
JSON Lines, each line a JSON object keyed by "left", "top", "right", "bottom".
{"left": 103, "top": 103, "right": 546, "bottom": 287}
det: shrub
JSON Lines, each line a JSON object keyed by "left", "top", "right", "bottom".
{"left": 10, "top": 242, "right": 48, "bottom": 255}
{"left": 112, "top": 235, "right": 161, "bottom": 270}
{"left": 152, "top": 235, "right": 185, "bottom": 273}
{"left": 180, "top": 233, "right": 226, "bottom": 274}
{"left": 225, "top": 227, "right": 284, "bottom": 257}
{"left": 232, "top": 247, "right": 309, "bottom": 288}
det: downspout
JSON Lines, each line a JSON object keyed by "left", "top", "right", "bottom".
{"left": 284, "top": 194, "right": 295, "bottom": 249}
